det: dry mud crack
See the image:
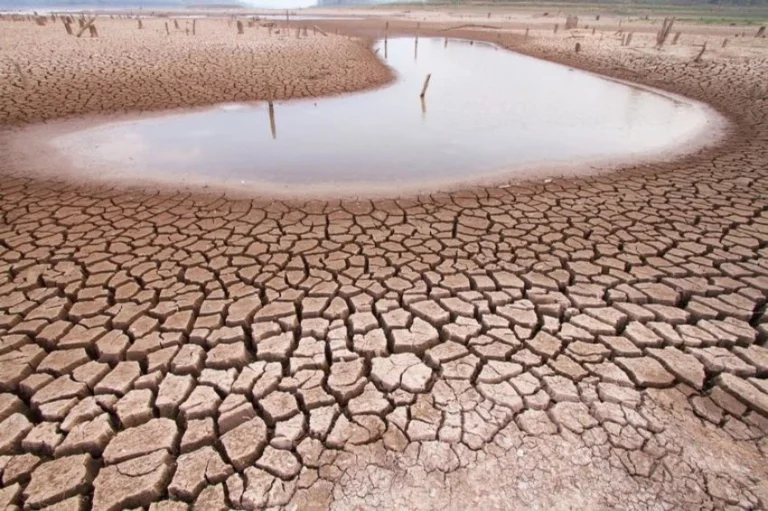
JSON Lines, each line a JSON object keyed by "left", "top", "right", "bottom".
{"left": 1, "top": 16, "right": 768, "bottom": 511}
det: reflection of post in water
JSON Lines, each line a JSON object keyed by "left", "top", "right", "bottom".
{"left": 384, "top": 38, "right": 388, "bottom": 59}
{"left": 420, "top": 96, "right": 427, "bottom": 118}
{"left": 444, "top": 37, "right": 448, "bottom": 48}
{"left": 414, "top": 37, "right": 418, "bottom": 60}
{"left": 420, "top": 73, "right": 432, "bottom": 99}
{"left": 268, "top": 101, "right": 276, "bottom": 139}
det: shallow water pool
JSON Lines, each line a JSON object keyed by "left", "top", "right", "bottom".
{"left": 39, "top": 37, "right": 721, "bottom": 195}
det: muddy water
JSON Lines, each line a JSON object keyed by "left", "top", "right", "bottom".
{"left": 42, "top": 37, "right": 721, "bottom": 194}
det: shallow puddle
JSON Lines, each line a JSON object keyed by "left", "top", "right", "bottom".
{"left": 28, "top": 37, "right": 722, "bottom": 195}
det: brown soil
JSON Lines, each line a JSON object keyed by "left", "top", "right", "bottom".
{"left": 0, "top": 17, "right": 392, "bottom": 126}
{"left": 0, "top": 9, "right": 768, "bottom": 511}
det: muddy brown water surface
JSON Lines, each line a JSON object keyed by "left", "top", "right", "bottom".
{"left": 15, "top": 37, "right": 723, "bottom": 195}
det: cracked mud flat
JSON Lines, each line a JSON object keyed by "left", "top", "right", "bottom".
{"left": 1, "top": 14, "right": 768, "bottom": 511}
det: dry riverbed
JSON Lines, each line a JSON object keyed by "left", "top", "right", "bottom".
{"left": 1, "top": 10, "right": 768, "bottom": 510}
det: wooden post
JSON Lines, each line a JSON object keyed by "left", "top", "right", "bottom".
{"left": 75, "top": 17, "right": 95, "bottom": 37}
{"left": 575, "top": 42, "right": 581, "bottom": 53}
{"left": 165, "top": 22, "right": 169, "bottom": 35}
{"left": 89, "top": 24, "right": 98, "bottom": 37}
{"left": 420, "top": 73, "right": 431, "bottom": 98}
{"left": 64, "top": 20, "right": 72, "bottom": 35}
{"left": 237, "top": 20, "right": 243, "bottom": 34}
{"left": 268, "top": 101, "right": 276, "bottom": 139}
{"left": 694, "top": 43, "right": 706, "bottom": 62}
{"left": 174, "top": 19, "right": 179, "bottom": 29}
{"left": 13, "top": 62, "right": 28, "bottom": 88}
{"left": 656, "top": 17, "right": 675, "bottom": 48}
{"left": 672, "top": 32, "right": 681, "bottom": 44}
{"left": 525, "top": 27, "right": 529, "bottom": 38}
{"left": 722, "top": 38, "right": 728, "bottom": 48}
{"left": 756, "top": 26, "right": 765, "bottom": 37}
{"left": 192, "top": 19, "right": 196, "bottom": 35}
{"left": 137, "top": 18, "right": 142, "bottom": 29}
{"left": 554, "top": 24, "right": 558, "bottom": 34}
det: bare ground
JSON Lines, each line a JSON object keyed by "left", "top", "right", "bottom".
{"left": 1, "top": 10, "right": 768, "bottom": 511}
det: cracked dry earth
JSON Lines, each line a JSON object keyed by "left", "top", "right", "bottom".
{"left": 2, "top": 19, "right": 768, "bottom": 511}
{"left": 0, "top": 18, "right": 391, "bottom": 126}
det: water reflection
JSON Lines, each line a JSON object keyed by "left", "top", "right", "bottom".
{"left": 47, "top": 38, "right": 716, "bottom": 191}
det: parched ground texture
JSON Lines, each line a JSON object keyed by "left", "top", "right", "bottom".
{"left": 0, "top": 17, "right": 392, "bottom": 126}
{"left": 1, "top": 13, "right": 768, "bottom": 511}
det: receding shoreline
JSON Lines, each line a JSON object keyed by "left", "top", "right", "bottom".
{"left": 3, "top": 39, "right": 728, "bottom": 200}
{"left": 0, "top": 17, "right": 748, "bottom": 201}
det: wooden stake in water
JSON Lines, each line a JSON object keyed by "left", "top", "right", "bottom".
{"left": 268, "top": 101, "right": 276, "bottom": 139}
{"left": 420, "top": 73, "right": 431, "bottom": 98}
